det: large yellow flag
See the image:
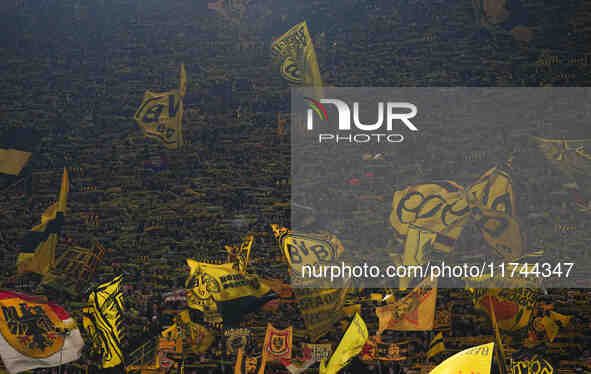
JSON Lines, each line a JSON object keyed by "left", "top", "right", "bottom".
{"left": 134, "top": 65, "right": 186, "bottom": 149}
{"left": 271, "top": 225, "right": 349, "bottom": 341}
{"left": 185, "top": 260, "right": 277, "bottom": 326}
{"left": 319, "top": 313, "right": 368, "bottom": 374}
{"left": 17, "top": 168, "right": 69, "bottom": 275}
{"left": 390, "top": 168, "right": 523, "bottom": 261}
{"left": 271, "top": 21, "right": 323, "bottom": 99}
{"left": 87, "top": 275, "right": 125, "bottom": 368}
{"left": 428, "top": 343, "right": 494, "bottom": 374}
{"left": 470, "top": 288, "right": 537, "bottom": 332}
{"left": 375, "top": 278, "right": 437, "bottom": 333}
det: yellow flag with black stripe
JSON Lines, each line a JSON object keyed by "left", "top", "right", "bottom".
{"left": 87, "top": 275, "right": 125, "bottom": 368}
{"left": 134, "top": 64, "right": 186, "bottom": 149}
{"left": 427, "top": 332, "right": 445, "bottom": 359}
{"left": 271, "top": 21, "right": 323, "bottom": 99}
{"left": 185, "top": 260, "right": 277, "bottom": 326}
{"left": 17, "top": 168, "right": 69, "bottom": 275}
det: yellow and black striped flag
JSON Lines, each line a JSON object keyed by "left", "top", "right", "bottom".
{"left": 17, "top": 168, "right": 69, "bottom": 275}
{"left": 427, "top": 332, "right": 445, "bottom": 359}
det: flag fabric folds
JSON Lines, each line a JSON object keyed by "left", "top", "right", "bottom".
{"left": 175, "top": 310, "right": 214, "bottom": 355}
{"left": 0, "top": 128, "right": 39, "bottom": 176}
{"left": 428, "top": 343, "right": 494, "bottom": 374}
{"left": 134, "top": 64, "right": 186, "bottom": 149}
{"left": 0, "top": 291, "right": 84, "bottom": 374}
{"left": 17, "top": 168, "right": 69, "bottom": 276}
{"left": 470, "top": 288, "right": 537, "bottom": 332}
{"left": 234, "top": 348, "right": 266, "bottom": 374}
{"left": 185, "top": 259, "right": 277, "bottom": 326}
{"left": 86, "top": 275, "right": 125, "bottom": 368}
{"left": 390, "top": 167, "right": 524, "bottom": 265}
{"left": 375, "top": 278, "right": 437, "bottom": 334}
{"left": 427, "top": 332, "right": 445, "bottom": 359}
{"left": 537, "top": 311, "right": 571, "bottom": 342}
{"left": 271, "top": 21, "right": 323, "bottom": 99}
{"left": 319, "top": 313, "right": 368, "bottom": 374}
{"left": 263, "top": 324, "right": 293, "bottom": 361}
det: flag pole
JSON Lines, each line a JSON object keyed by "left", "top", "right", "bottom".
{"left": 488, "top": 295, "right": 507, "bottom": 374}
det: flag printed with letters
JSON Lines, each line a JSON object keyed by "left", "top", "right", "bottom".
{"left": 429, "top": 343, "right": 494, "bottom": 374}
{"left": 185, "top": 260, "right": 277, "bottom": 326}
{"left": 17, "top": 168, "right": 69, "bottom": 276}
{"left": 0, "top": 291, "right": 84, "bottom": 374}
{"left": 135, "top": 64, "right": 186, "bottom": 149}
{"left": 271, "top": 21, "right": 323, "bottom": 99}
{"left": 375, "top": 278, "right": 437, "bottom": 333}
{"left": 0, "top": 128, "right": 39, "bottom": 176}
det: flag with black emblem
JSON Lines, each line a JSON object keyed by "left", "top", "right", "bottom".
{"left": 87, "top": 275, "right": 125, "bottom": 368}
{"left": 0, "top": 291, "right": 84, "bottom": 374}
{"left": 134, "top": 64, "right": 186, "bottom": 149}
{"left": 185, "top": 260, "right": 278, "bottom": 326}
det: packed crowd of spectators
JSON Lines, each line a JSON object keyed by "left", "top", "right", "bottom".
{"left": 0, "top": 0, "right": 591, "bottom": 373}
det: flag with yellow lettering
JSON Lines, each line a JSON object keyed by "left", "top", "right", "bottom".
{"left": 185, "top": 260, "right": 278, "bottom": 326}
{"left": 271, "top": 21, "right": 323, "bottom": 99}
{"left": 263, "top": 324, "right": 293, "bottom": 361}
{"left": 87, "top": 275, "right": 125, "bottom": 368}
{"left": 0, "top": 291, "right": 84, "bottom": 374}
{"left": 428, "top": 343, "right": 494, "bottom": 374}
{"left": 375, "top": 278, "right": 437, "bottom": 333}
{"left": 17, "top": 168, "right": 69, "bottom": 275}
{"left": 509, "top": 357, "right": 554, "bottom": 374}
{"left": 319, "top": 313, "right": 368, "bottom": 374}
{"left": 427, "top": 332, "right": 445, "bottom": 359}
{"left": 134, "top": 65, "right": 186, "bottom": 149}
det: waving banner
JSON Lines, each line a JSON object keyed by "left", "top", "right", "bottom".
{"left": 225, "top": 328, "right": 250, "bottom": 355}
{"left": 0, "top": 292, "right": 83, "bottom": 374}
{"left": 429, "top": 343, "right": 494, "bottom": 374}
{"left": 263, "top": 324, "right": 293, "bottom": 361}
{"left": 510, "top": 358, "right": 554, "bottom": 374}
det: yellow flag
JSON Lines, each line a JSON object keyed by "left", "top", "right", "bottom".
{"left": 134, "top": 90, "right": 184, "bottom": 149}
{"left": 179, "top": 63, "right": 187, "bottom": 98}
{"left": 88, "top": 275, "right": 125, "bottom": 368}
{"left": 175, "top": 310, "right": 214, "bottom": 354}
{"left": 319, "top": 313, "right": 368, "bottom": 374}
{"left": 470, "top": 288, "right": 536, "bottom": 331}
{"left": 17, "top": 168, "right": 69, "bottom": 275}
{"left": 271, "top": 21, "right": 323, "bottom": 99}
{"left": 376, "top": 278, "right": 437, "bottom": 333}
{"left": 427, "top": 332, "right": 445, "bottom": 359}
{"left": 538, "top": 311, "right": 571, "bottom": 342}
{"left": 534, "top": 137, "right": 591, "bottom": 179}
{"left": 235, "top": 348, "right": 266, "bottom": 374}
{"left": 428, "top": 343, "right": 494, "bottom": 374}
{"left": 399, "top": 227, "right": 436, "bottom": 290}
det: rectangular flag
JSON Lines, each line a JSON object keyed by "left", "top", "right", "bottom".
{"left": 0, "top": 128, "right": 39, "bottom": 176}
{"left": 87, "top": 275, "right": 125, "bottom": 368}
{"left": 186, "top": 260, "right": 277, "bottom": 326}
{"left": 271, "top": 21, "right": 323, "bottom": 99}
{"left": 375, "top": 278, "right": 437, "bottom": 333}
{"left": 0, "top": 291, "right": 84, "bottom": 374}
